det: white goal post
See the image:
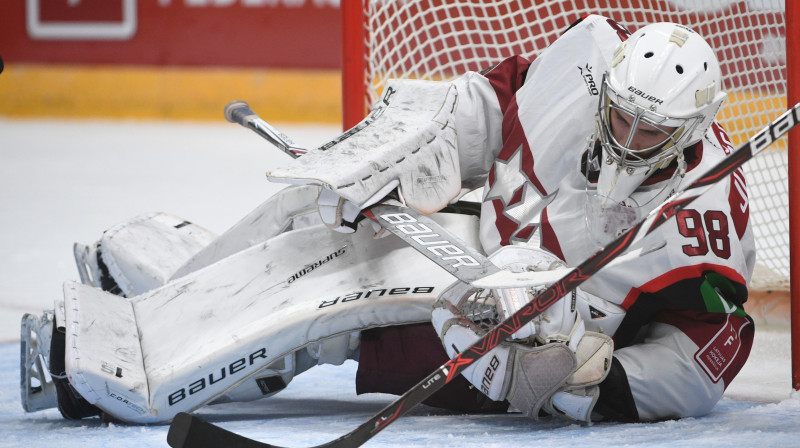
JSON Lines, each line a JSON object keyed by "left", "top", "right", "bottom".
{"left": 341, "top": 0, "right": 798, "bottom": 391}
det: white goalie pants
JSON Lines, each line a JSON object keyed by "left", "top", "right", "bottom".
{"left": 607, "top": 309, "right": 754, "bottom": 421}
{"left": 355, "top": 308, "right": 754, "bottom": 422}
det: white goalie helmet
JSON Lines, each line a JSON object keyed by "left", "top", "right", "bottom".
{"left": 586, "top": 22, "right": 727, "bottom": 245}
{"left": 595, "top": 22, "right": 727, "bottom": 205}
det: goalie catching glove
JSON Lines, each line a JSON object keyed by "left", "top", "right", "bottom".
{"left": 431, "top": 246, "right": 614, "bottom": 423}
{"left": 266, "top": 79, "right": 462, "bottom": 233}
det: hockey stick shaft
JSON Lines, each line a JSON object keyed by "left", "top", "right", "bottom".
{"left": 169, "top": 103, "right": 800, "bottom": 448}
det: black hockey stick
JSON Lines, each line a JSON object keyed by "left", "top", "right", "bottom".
{"left": 168, "top": 102, "right": 800, "bottom": 448}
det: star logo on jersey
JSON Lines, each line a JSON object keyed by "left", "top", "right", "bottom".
{"left": 504, "top": 181, "right": 545, "bottom": 224}
{"left": 485, "top": 144, "right": 527, "bottom": 206}
{"left": 485, "top": 144, "right": 547, "bottom": 244}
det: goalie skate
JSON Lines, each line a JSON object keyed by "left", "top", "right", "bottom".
{"left": 20, "top": 310, "right": 58, "bottom": 412}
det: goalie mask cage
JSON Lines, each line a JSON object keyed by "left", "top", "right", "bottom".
{"left": 341, "top": 0, "right": 799, "bottom": 390}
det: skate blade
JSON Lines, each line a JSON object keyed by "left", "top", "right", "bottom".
{"left": 20, "top": 312, "right": 58, "bottom": 412}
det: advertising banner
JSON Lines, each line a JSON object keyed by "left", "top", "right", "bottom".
{"left": 2, "top": 0, "right": 341, "bottom": 68}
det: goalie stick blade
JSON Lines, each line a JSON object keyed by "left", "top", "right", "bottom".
{"left": 168, "top": 413, "right": 281, "bottom": 448}
{"left": 167, "top": 412, "right": 370, "bottom": 448}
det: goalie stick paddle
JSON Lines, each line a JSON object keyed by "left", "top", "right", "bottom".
{"left": 168, "top": 102, "right": 800, "bottom": 448}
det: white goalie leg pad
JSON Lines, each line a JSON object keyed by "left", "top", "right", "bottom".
{"left": 62, "top": 282, "right": 149, "bottom": 421}
{"left": 211, "top": 353, "right": 296, "bottom": 403}
{"left": 75, "top": 212, "right": 217, "bottom": 296}
{"left": 219, "top": 331, "right": 361, "bottom": 403}
{"left": 64, "top": 212, "right": 480, "bottom": 423}
{"left": 267, "top": 79, "right": 461, "bottom": 215}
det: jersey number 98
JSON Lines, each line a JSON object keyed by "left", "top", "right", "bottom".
{"left": 677, "top": 209, "right": 731, "bottom": 259}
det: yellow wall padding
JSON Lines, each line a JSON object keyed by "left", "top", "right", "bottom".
{"left": 0, "top": 64, "right": 342, "bottom": 124}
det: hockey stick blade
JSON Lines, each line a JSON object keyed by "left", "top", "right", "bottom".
{"left": 173, "top": 103, "right": 800, "bottom": 448}
{"left": 168, "top": 412, "right": 280, "bottom": 448}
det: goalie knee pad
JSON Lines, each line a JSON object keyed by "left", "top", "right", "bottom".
{"left": 306, "top": 331, "right": 361, "bottom": 366}
{"left": 74, "top": 212, "right": 217, "bottom": 297}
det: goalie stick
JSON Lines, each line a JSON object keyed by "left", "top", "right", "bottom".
{"left": 168, "top": 102, "right": 800, "bottom": 448}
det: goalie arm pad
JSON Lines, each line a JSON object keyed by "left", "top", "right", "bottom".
{"left": 267, "top": 79, "right": 461, "bottom": 216}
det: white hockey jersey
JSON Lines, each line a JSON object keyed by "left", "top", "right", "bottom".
{"left": 450, "top": 14, "right": 756, "bottom": 346}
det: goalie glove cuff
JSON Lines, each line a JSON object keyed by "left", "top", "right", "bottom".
{"left": 567, "top": 331, "right": 614, "bottom": 389}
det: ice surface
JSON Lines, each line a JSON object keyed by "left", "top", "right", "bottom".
{"left": 0, "top": 119, "right": 797, "bottom": 447}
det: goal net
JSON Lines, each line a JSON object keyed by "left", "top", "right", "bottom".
{"left": 343, "top": 0, "right": 793, "bottom": 292}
